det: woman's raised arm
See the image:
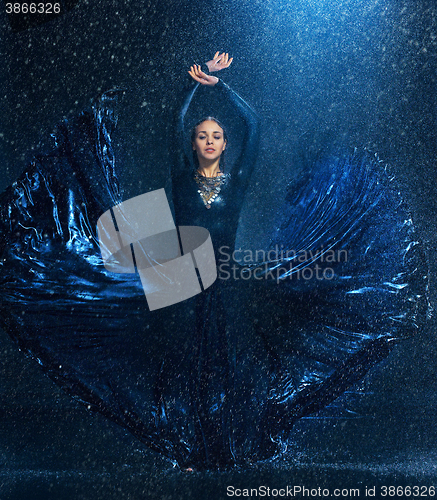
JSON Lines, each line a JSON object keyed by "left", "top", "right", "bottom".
{"left": 170, "top": 81, "right": 200, "bottom": 184}
{"left": 170, "top": 52, "right": 232, "bottom": 182}
{"left": 215, "top": 79, "right": 260, "bottom": 193}
{"left": 171, "top": 53, "right": 260, "bottom": 193}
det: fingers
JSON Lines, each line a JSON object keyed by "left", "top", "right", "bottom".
{"left": 194, "top": 64, "right": 206, "bottom": 77}
{"left": 188, "top": 64, "right": 201, "bottom": 76}
{"left": 188, "top": 64, "right": 204, "bottom": 83}
{"left": 216, "top": 52, "right": 227, "bottom": 66}
{"left": 188, "top": 64, "right": 211, "bottom": 84}
{"left": 221, "top": 53, "right": 233, "bottom": 68}
{"left": 213, "top": 51, "right": 224, "bottom": 63}
{"left": 213, "top": 52, "right": 233, "bottom": 69}
{"left": 189, "top": 51, "right": 232, "bottom": 81}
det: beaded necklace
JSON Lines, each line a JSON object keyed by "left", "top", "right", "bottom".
{"left": 194, "top": 171, "right": 229, "bottom": 209}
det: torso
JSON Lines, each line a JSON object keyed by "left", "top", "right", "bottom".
{"left": 172, "top": 171, "right": 241, "bottom": 255}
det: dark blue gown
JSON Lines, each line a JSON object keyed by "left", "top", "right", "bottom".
{"left": 170, "top": 80, "right": 262, "bottom": 467}
{"left": 0, "top": 82, "right": 429, "bottom": 470}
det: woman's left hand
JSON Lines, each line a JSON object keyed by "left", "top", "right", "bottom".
{"left": 188, "top": 65, "right": 219, "bottom": 86}
{"left": 206, "top": 52, "right": 233, "bottom": 73}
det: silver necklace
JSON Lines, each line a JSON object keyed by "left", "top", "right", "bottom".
{"left": 194, "top": 171, "right": 229, "bottom": 209}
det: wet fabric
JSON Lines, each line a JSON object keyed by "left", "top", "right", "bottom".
{"left": 0, "top": 85, "right": 429, "bottom": 470}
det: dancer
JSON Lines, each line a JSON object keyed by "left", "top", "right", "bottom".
{"left": 168, "top": 52, "right": 262, "bottom": 468}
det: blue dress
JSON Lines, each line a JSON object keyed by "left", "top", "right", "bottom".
{"left": 0, "top": 82, "right": 429, "bottom": 469}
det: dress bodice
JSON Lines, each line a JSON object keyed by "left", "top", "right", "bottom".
{"left": 173, "top": 172, "right": 239, "bottom": 254}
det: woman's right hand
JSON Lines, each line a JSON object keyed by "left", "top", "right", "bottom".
{"left": 188, "top": 65, "right": 219, "bottom": 86}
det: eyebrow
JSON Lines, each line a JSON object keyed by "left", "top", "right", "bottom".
{"left": 197, "top": 130, "right": 223, "bottom": 134}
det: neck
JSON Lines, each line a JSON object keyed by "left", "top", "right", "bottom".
{"left": 197, "top": 159, "right": 221, "bottom": 178}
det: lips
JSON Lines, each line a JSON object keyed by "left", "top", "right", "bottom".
{"left": 205, "top": 148, "right": 215, "bottom": 153}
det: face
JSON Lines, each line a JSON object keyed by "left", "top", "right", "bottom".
{"left": 192, "top": 120, "right": 227, "bottom": 164}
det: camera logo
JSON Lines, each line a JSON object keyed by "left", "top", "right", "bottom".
{"left": 97, "top": 189, "right": 216, "bottom": 311}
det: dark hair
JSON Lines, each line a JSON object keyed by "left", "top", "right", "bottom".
{"left": 190, "top": 116, "right": 228, "bottom": 172}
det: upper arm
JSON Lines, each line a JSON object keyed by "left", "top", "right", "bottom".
{"left": 218, "top": 81, "right": 260, "bottom": 193}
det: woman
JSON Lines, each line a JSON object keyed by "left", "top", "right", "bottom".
{"left": 0, "top": 52, "right": 429, "bottom": 471}
{"left": 162, "top": 53, "right": 265, "bottom": 468}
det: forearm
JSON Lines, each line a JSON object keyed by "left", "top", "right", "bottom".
{"left": 215, "top": 79, "right": 260, "bottom": 188}
{"left": 177, "top": 81, "right": 199, "bottom": 136}
{"left": 171, "top": 81, "right": 200, "bottom": 182}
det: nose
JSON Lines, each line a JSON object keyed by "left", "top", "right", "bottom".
{"left": 206, "top": 137, "right": 213, "bottom": 144}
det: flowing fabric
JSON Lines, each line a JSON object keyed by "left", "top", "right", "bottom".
{"left": 0, "top": 87, "right": 429, "bottom": 469}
